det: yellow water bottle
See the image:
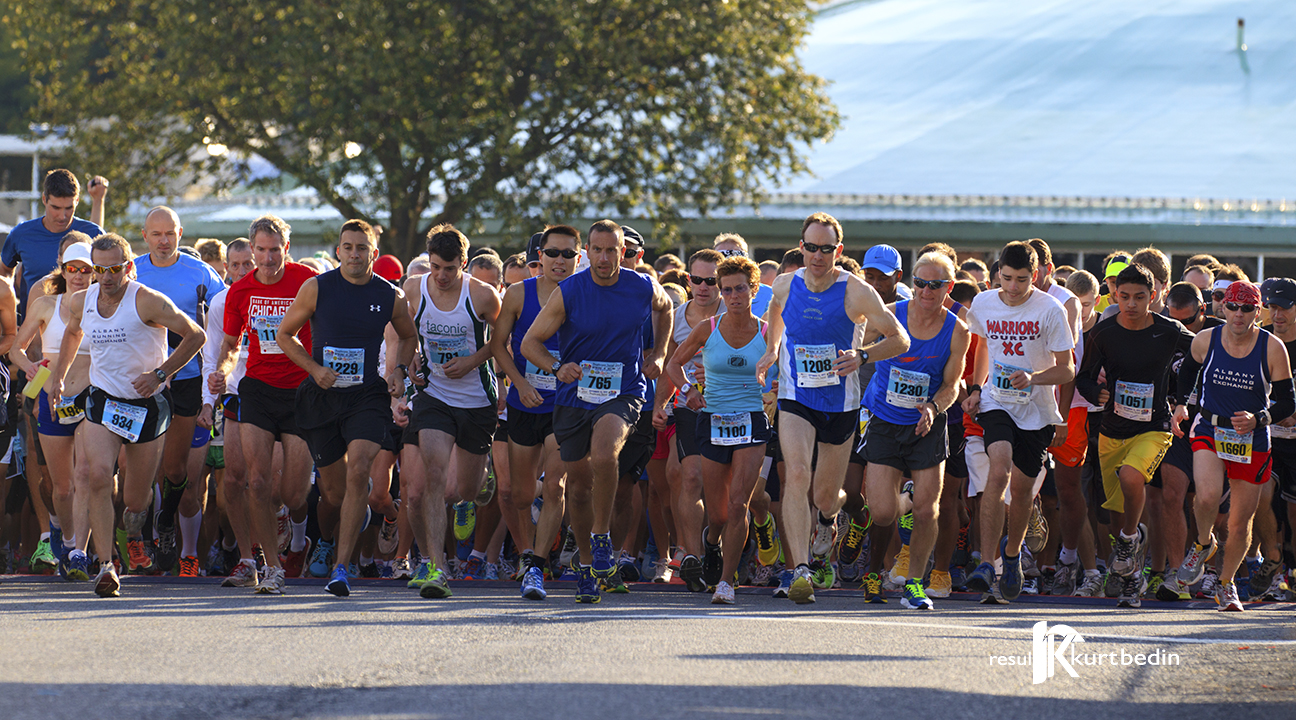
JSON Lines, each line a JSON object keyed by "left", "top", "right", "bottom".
{"left": 23, "top": 360, "right": 51, "bottom": 399}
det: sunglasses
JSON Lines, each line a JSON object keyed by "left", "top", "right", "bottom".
{"left": 718, "top": 249, "right": 747, "bottom": 258}
{"left": 542, "top": 248, "right": 578, "bottom": 259}
{"left": 912, "top": 278, "right": 949, "bottom": 290}
{"left": 62, "top": 263, "right": 93, "bottom": 275}
{"left": 1212, "top": 291, "right": 1226, "bottom": 301}
{"left": 802, "top": 242, "right": 838, "bottom": 255}
{"left": 690, "top": 275, "right": 717, "bottom": 286}
{"left": 1224, "top": 303, "right": 1257, "bottom": 313}
{"left": 623, "top": 247, "right": 640, "bottom": 259}
{"left": 720, "top": 283, "right": 754, "bottom": 295}
{"left": 93, "top": 263, "right": 128, "bottom": 275}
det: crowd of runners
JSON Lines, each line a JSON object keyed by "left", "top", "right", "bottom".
{"left": 1, "top": 168, "right": 1294, "bottom": 613}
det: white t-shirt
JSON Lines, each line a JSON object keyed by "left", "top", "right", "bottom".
{"left": 967, "top": 288, "right": 1074, "bottom": 430}
{"left": 1046, "top": 282, "right": 1080, "bottom": 343}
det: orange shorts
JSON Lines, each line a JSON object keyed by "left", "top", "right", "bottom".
{"left": 1048, "top": 405, "right": 1090, "bottom": 468}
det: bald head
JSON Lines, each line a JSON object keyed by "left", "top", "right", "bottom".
{"left": 142, "top": 205, "right": 183, "bottom": 259}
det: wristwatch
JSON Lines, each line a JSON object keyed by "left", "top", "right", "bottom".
{"left": 854, "top": 348, "right": 870, "bottom": 364}
{"left": 680, "top": 382, "right": 694, "bottom": 396}
{"left": 550, "top": 360, "right": 561, "bottom": 374}
{"left": 396, "top": 363, "right": 409, "bottom": 376}
{"left": 153, "top": 367, "right": 167, "bottom": 382}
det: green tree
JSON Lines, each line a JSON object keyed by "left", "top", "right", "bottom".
{"left": 4, "top": 0, "right": 839, "bottom": 259}
{"left": 0, "top": 22, "right": 35, "bottom": 134}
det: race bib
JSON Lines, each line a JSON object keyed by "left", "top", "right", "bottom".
{"left": 577, "top": 361, "right": 622, "bottom": 404}
{"left": 324, "top": 346, "right": 365, "bottom": 387}
{"left": 1114, "top": 380, "right": 1155, "bottom": 422}
{"left": 1271, "top": 423, "right": 1296, "bottom": 440}
{"left": 524, "top": 351, "right": 560, "bottom": 392}
{"left": 991, "top": 361, "right": 1032, "bottom": 405}
{"left": 886, "top": 367, "right": 931, "bottom": 409}
{"left": 1214, "top": 426, "right": 1253, "bottom": 464}
{"left": 426, "top": 338, "right": 468, "bottom": 378}
{"left": 794, "top": 344, "right": 838, "bottom": 388}
{"left": 710, "top": 412, "right": 751, "bottom": 446}
{"left": 103, "top": 399, "right": 147, "bottom": 443}
{"left": 55, "top": 399, "right": 84, "bottom": 425}
{"left": 252, "top": 315, "right": 284, "bottom": 355}
{"left": 858, "top": 407, "right": 871, "bottom": 436}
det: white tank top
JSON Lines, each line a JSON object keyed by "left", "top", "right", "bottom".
{"left": 84, "top": 282, "right": 168, "bottom": 399}
{"left": 42, "top": 295, "right": 89, "bottom": 358}
{"left": 672, "top": 300, "right": 723, "bottom": 408}
{"left": 415, "top": 277, "right": 495, "bottom": 409}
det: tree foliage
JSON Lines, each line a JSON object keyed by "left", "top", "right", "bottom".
{"left": 5, "top": 0, "right": 839, "bottom": 259}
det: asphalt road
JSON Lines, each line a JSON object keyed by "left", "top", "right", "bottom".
{"left": 2, "top": 576, "right": 1293, "bottom": 720}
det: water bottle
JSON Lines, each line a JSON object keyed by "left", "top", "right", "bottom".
{"left": 22, "top": 361, "right": 51, "bottom": 399}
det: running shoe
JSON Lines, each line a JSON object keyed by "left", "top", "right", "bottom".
{"left": 476, "top": 467, "right": 497, "bottom": 506}
{"left": 750, "top": 563, "right": 776, "bottom": 587}
{"left": 712, "top": 580, "right": 735, "bottom": 605}
{"left": 618, "top": 554, "right": 641, "bottom": 583}
{"left": 1249, "top": 558, "right": 1282, "bottom": 598}
{"left": 452, "top": 501, "right": 476, "bottom": 542}
{"left": 902, "top": 577, "right": 933, "bottom": 610}
{"left": 925, "top": 570, "right": 952, "bottom": 599}
{"left": 884, "top": 545, "right": 911, "bottom": 591}
{"left": 1261, "top": 574, "right": 1289, "bottom": 601}
{"left": 558, "top": 528, "right": 578, "bottom": 569}
{"left": 952, "top": 523, "right": 971, "bottom": 570}
{"left": 1021, "top": 577, "right": 1040, "bottom": 595}
{"left": 359, "top": 562, "right": 380, "bottom": 578}
{"left": 949, "top": 565, "right": 967, "bottom": 592}
{"left": 50, "top": 526, "right": 66, "bottom": 564}
{"left": 1116, "top": 573, "right": 1145, "bottom": 608}
{"left": 347, "top": 563, "right": 360, "bottom": 579}
{"left": 965, "top": 561, "right": 996, "bottom": 594}
{"left": 325, "top": 565, "right": 350, "bottom": 597}
{"left": 379, "top": 561, "right": 394, "bottom": 579}
{"left": 29, "top": 538, "right": 57, "bottom": 573}
{"left": 377, "top": 516, "right": 399, "bottom": 555}
{"left": 836, "top": 519, "right": 868, "bottom": 567}
{"left": 788, "top": 565, "right": 815, "bottom": 604}
{"left": 1024, "top": 497, "right": 1049, "bottom": 554}
{"left": 810, "top": 515, "right": 836, "bottom": 558}
{"left": 1145, "top": 572, "right": 1164, "bottom": 599}
{"left": 483, "top": 563, "right": 500, "bottom": 580}
{"left": 1216, "top": 581, "right": 1244, "bottom": 612}
{"left": 575, "top": 564, "right": 601, "bottom": 604}
{"left": 155, "top": 522, "right": 178, "bottom": 574}
{"left": 861, "top": 572, "right": 886, "bottom": 603}
{"left": 66, "top": 550, "right": 90, "bottom": 582}
{"left": 282, "top": 538, "right": 312, "bottom": 578}
{"left": 774, "top": 569, "right": 793, "bottom": 598}
{"left": 1156, "top": 574, "right": 1190, "bottom": 601}
{"left": 1052, "top": 559, "right": 1079, "bottom": 597}
{"left": 276, "top": 509, "right": 291, "bottom": 554}
{"left": 1074, "top": 571, "right": 1104, "bottom": 598}
{"left": 93, "top": 563, "right": 121, "bottom": 598}
{"left": 252, "top": 544, "right": 267, "bottom": 571}
{"left": 521, "top": 566, "right": 547, "bottom": 600}
{"left": 1196, "top": 568, "right": 1220, "bottom": 599}
{"left": 811, "top": 560, "right": 836, "bottom": 590}
{"left": 420, "top": 567, "right": 453, "bottom": 598}
{"left": 391, "top": 557, "right": 413, "bottom": 580}
{"left": 979, "top": 585, "right": 1009, "bottom": 605}
{"left": 460, "top": 556, "right": 486, "bottom": 580}
{"left": 256, "top": 565, "right": 286, "bottom": 595}
{"left": 897, "top": 509, "right": 913, "bottom": 545}
{"left": 601, "top": 572, "right": 629, "bottom": 594}
{"left": 649, "top": 558, "right": 673, "bottom": 583}
{"left": 222, "top": 560, "right": 259, "bottom": 588}
{"left": 753, "top": 514, "right": 781, "bottom": 567}
{"left": 308, "top": 539, "right": 335, "bottom": 578}
{"left": 1177, "top": 533, "right": 1218, "bottom": 587}
{"left": 1103, "top": 569, "right": 1123, "bottom": 598}
{"left": 126, "top": 537, "right": 154, "bottom": 574}
{"left": 701, "top": 529, "right": 723, "bottom": 588}
{"left": 997, "top": 545, "right": 1020, "bottom": 602}
{"left": 178, "top": 555, "right": 201, "bottom": 578}
{"left": 590, "top": 532, "right": 616, "bottom": 578}
{"left": 680, "top": 555, "right": 706, "bottom": 592}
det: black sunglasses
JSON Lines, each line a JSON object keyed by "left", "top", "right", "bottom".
{"left": 912, "top": 278, "right": 949, "bottom": 290}
{"left": 690, "top": 274, "right": 717, "bottom": 286}
{"left": 802, "top": 242, "right": 838, "bottom": 255}
{"left": 1224, "top": 302, "right": 1257, "bottom": 313}
{"left": 542, "top": 248, "right": 578, "bottom": 259}
{"left": 718, "top": 248, "right": 747, "bottom": 258}
{"left": 623, "top": 247, "right": 640, "bottom": 258}
{"left": 1212, "top": 290, "right": 1226, "bottom": 301}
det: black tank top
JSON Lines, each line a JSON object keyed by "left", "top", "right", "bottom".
{"left": 311, "top": 269, "right": 396, "bottom": 388}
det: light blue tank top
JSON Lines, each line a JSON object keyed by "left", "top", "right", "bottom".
{"left": 701, "top": 316, "right": 767, "bottom": 413}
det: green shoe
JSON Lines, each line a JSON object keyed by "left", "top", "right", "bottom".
{"left": 115, "top": 527, "right": 129, "bottom": 570}
{"left": 408, "top": 561, "right": 434, "bottom": 589}
{"left": 601, "top": 574, "right": 630, "bottom": 594}
{"left": 452, "top": 502, "right": 476, "bottom": 542}
{"left": 419, "top": 568, "right": 453, "bottom": 599}
{"left": 30, "top": 539, "right": 57, "bottom": 571}
{"left": 811, "top": 557, "right": 836, "bottom": 589}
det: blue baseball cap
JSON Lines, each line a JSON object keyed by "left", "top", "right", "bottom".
{"left": 862, "top": 244, "right": 902, "bottom": 275}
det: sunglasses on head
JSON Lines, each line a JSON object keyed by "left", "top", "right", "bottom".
{"left": 718, "top": 248, "right": 747, "bottom": 258}
{"left": 542, "top": 248, "right": 578, "bottom": 259}
{"left": 802, "top": 242, "right": 838, "bottom": 255}
{"left": 1224, "top": 302, "right": 1256, "bottom": 313}
{"left": 62, "top": 263, "right": 93, "bottom": 275}
{"left": 93, "top": 262, "right": 128, "bottom": 275}
{"left": 1212, "top": 290, "right": 1227, "bottom": 301}
{"left": 690, "top": 274, "right": 717, "bottom": 286}
{"left": 912, "top": 278, "right": 949, "bottom": 290}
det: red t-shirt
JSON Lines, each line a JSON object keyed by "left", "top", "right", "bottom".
{"left": 224, "top": 262, "right": 318, "bottom": 389}
{"left": 962, "top": 334, "right": 984, "bottom": 438}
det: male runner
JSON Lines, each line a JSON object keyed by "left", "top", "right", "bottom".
{"left": 755, "top": 213, "right": 909, "bottom": 604}
{"left": 276, "top": 220, "right": 417, "bottom": 597}
{"left": 1252, "top": 278, "right": 1296, "bottom": 598}
{"left": 521, "top": 220, "right": 672, "bottom": 604}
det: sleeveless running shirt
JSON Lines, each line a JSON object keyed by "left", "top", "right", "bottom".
{"left": 83, "top": 282, "right": 167, "bottom": 399}
{"left": 673, "top": 300, "right": 724, "bottom": 408}
{"left": 42, "top": 295, "right": 89, "bottom": 358}
{"left": 133, "top": 252, "right": 225, "bottom": 381}
{"left": 415, "top": 275, "right": 495, "bottom": 408}
{"left": 556, "top": 268, "right": 655, "bottom": 410}
{"left": 777, "top": 268, "right": 859, "bottom": 412}
{"left": 507, "top": 277, "right": 559, "bottom": 414}
{"left": 1198, "top": 326, "right": 1273, "bottom": 451}
{"left": 310, "top": 269, "right": 396, "bottom": 389}
{"left": 701, "top": 316, "right": 767, "bottom": 413}
{"left": 863, "top": 301, "right": 957, "bottom": 425}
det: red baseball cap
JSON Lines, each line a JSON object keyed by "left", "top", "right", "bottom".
{"left": 373, "top": 254, "right": 404, "bottom": 282}
{"left": 1222, "top": 280, "right": 1260, "bottom": 306}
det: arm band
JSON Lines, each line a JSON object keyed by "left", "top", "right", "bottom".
{"left": 1267, "top": 378, "right": 1295, "bottom": 428}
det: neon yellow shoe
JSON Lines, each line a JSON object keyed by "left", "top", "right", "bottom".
{"left": 753, "top": 514, "right": 781, "bottom": 567}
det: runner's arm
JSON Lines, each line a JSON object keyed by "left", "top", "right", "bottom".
{"left": 665, "top": 320, "right": 712, "bottom": 408}
{"left": 642, "top": 283, "right": 673, "bottom": 381}
{"left": 134, "top": 287, "right": 206, "bottom": 396}
{"left": 929, "top": 320, "right": 969, "bottom": 415}
{"left": 1074, "top": 329, "right": 1105, "bottom": 407}
{"left": 490, "top": 284, "right": 531, "bottom": 391}
{"left": 848, "top": 276, "right": 910, "bottom": 366}
{"left": 87, "top": 176, "right": 108, "bottom": 228}
{"left": 50, "top": 290, "right": 86, "bottom": 407}
{"left": 0, "top": 278, "right": 16, "bottom": 356}
{"left": 7, "top": 295, "right": 51, "bottom": 379}
{"left": 386, "top": 289, "right": 418, "bottom": 396}
{"left": 276, "top": 278, "right": 329, "bottom": 384}
{"left": 442, "top": 280, "right": 500, "bottom": 379}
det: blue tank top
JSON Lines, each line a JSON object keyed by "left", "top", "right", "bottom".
{"left": 508, "top": 277, "right": 561, "bottom": 414}
{"left": 556, "top": 269, "right": 655, "bottom": 409}
{"left": 311, "top": 269, "right": 397, "bottom": 390}
{"left": 1198, "top": 326, "right": 1273, "bottom": 450}
{"left": 862, "top": 301, "right": 956, "bottom": 425}
{"left": 776, "top": 269, "right": 859, "bottom": 412}
{"left": 134, "top": 253, "right": 226, "bottom": 380}
{"left": 701, "top": 316, "right": 767, "bottom": 413}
